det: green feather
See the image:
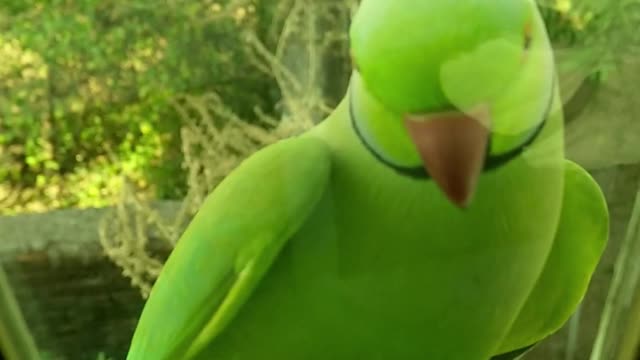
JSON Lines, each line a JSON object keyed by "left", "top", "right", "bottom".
{"left": 127, "top": 1, "right": 608, "bottom": 359}
{"left": 126, "top": 136, "right": 332, "bottom": 360}
{"left": 496, "top": 160, "right": 609, "bottom": 353}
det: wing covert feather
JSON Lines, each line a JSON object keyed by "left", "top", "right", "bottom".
{"left": 496, "top": 160, "right": 608, "bottom": 354}
{"left": 126, "top": 135, "right": 332, "bottom": 360}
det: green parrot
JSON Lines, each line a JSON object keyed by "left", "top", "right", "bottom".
{"left": 126, "top": 0, "right": 609, "bottom": 359}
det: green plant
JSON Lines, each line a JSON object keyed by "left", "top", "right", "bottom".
{"left": 99, "top": 0, "right": 354, "bottom": 298}
{"left": 0, "top": 0, "right": 278, "bottom": 214}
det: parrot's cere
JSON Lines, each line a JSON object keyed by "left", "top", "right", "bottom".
{"left": 126, "top": 1, "right": 609, "bottom": 359}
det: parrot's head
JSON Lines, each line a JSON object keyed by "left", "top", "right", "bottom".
{"left": 349, "top": 0, "right": 555, "bottom": 207}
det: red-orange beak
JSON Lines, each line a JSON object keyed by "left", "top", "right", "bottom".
{"left": 404, "top": 106, "right": 490, "bottom": 208}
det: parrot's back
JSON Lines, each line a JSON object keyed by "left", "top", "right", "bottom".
{"left": 192, "top": 94, "right": 566, "bottom": 360}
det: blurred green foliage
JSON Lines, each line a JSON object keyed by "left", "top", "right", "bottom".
{"left": 0, "top": 0, "right": 280, "bottom": 213}
{"left": 540, "top": 0, "right": 640, "bottom": 79}
{"left": 0, "top": 0, "right": 635, "bottom": 214}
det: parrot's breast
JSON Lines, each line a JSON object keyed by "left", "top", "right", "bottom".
{"left": 198, "top": 99, "right": 566, "bottom": 360}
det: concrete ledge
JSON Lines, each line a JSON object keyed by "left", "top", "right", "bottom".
{"left": 0, "top": 201, "right": 181, "bottom": 360}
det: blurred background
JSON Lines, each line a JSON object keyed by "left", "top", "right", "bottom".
{"left": 0, "top": 0, "right": 639, "bottom": 359}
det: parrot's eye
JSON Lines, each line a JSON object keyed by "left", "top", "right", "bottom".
{"left": 523, "top": 23, "right": 533, "bottom": 50}
{"left": 351, "top": 52, "right": 361, "bottom": 72}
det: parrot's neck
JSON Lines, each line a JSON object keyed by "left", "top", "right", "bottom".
{"left": 347, "top": 72, "right": 554, "bottom": 180}
{"left": 348, "top": 74, "right": 427, "bottom": 178}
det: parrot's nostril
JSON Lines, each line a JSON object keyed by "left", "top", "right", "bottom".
{"left": 351, "top": 52, "right": 361, "bottom": 72}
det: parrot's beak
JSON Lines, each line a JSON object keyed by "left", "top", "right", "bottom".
{"left": 404, "top": 106, "right": 490, "bottom": 208}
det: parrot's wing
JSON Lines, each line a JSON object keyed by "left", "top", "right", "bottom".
{"left": 126, "top": 135, "right": 332, "bottom": 360}
{"left": 494, "top": 159, "right": 609, "bottom": 354}
{"left": 563, "top": 58, "right": 640, "bottom": 170}
{"left": 490, "top": 343, "right": 536, "bottom": 360}
{"left": 548, "top": 7, "right": 640, "bottom": 170}
{"left": 554, "top": 46, "right": 602, "bottom": 111}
